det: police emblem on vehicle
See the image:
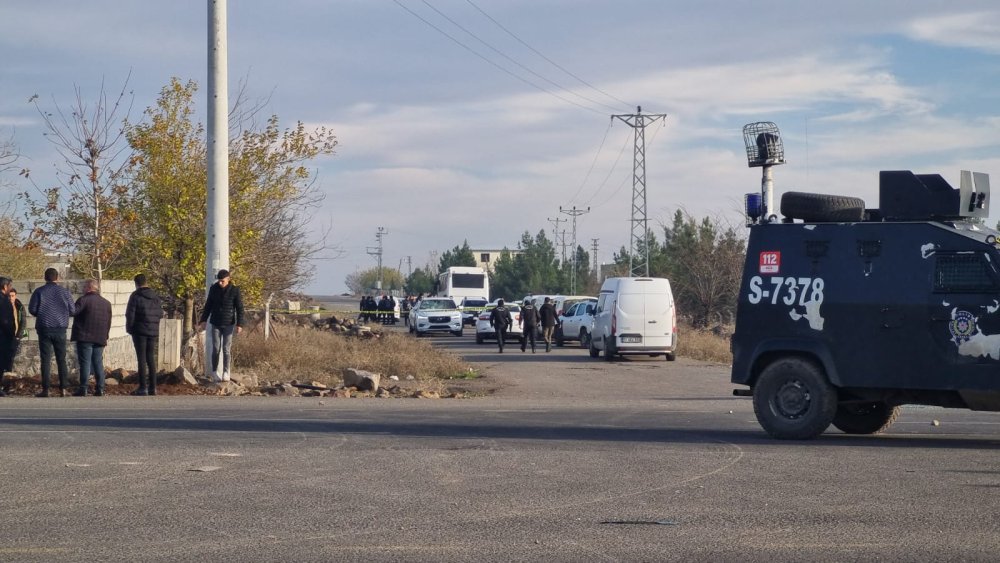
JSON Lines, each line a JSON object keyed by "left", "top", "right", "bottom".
{"left": 949, "top": 310, "right": 977, "bottom": 343}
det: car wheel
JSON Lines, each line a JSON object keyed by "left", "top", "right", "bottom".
{"left": 416, "top": 330, "right": 426, "bottom": 338}
{"left": 603, "top": 336, "right": 616, "bottom": 361}
{"left": 589, "top": 339, "right": 600, "bottom": 358}
{"left": 475, "top": 334, "right": 484, "bottom": 344}
{"left": 752, "top": 357, "right": 837, "bottom": 440}
{"left": 579, "top": 329, "right": 591, "bottom": 349}
{"left": 555, "top": 328, "right": 564, "bottom": 347}
{"left": 452, "top": 329, "right": 463, "bottom": 337}
{"left": 831, "top": 402, "right": 900, "bottom": 435}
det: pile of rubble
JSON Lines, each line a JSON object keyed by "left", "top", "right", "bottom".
{"left": 256, "top": 368, "right": 460, "bottom": 399}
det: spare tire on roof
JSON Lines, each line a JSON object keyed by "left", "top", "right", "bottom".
{"left": 780, "top": 191, "right": 865, "bottom": 222}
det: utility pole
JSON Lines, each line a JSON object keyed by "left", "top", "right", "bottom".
{"left": 560, "top": 205, "right": 590, "bottom": 294}
{"left": 406, "top": 255, "right": 412, "bottom": 278}
{"left": 547, "top": 216, "right": 567, "bottom": 265}
{"left": 559, "top": 229, "right": 569, "bottom": 265}
{"left": 591, "top": 238, "right": 600, "bottom": 282}
{"left": 612, "top": 106, "right": 667, "bottom": 277}
{"left": 205, "top": 0, "right": 229, "bottom": 381}
{"left": 366, "top": 226, "right": 387, "bottom": 290}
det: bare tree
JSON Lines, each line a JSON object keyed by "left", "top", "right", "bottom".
{"left": 23, "top": 75, "right": 135, "bottom": 280}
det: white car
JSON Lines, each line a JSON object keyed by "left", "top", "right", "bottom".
{"left": 475, "top": 302, "right": 524, "bottom": 344}
{"left": 555, "top": 298, "right": 597, "bottom": 347}
{"left": 459, "top": 297, "right": 490, "bottom": 326}
{"left": 408, "top": 297, "right": 463, "bottom": 337}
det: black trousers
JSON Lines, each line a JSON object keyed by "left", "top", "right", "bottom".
{"left": 0, "top": 336, "right": 16, "bottom": 373}
{"left": 494, "top": 327, "right": 508, "bottom": 350}
{"left": 521, "top": 325, "right": 537, "bottom": 351}
{"left": 132, "top": 335, "right": 158, "bottom": 390}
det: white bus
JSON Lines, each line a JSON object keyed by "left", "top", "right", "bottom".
{"left": 438, "top": 266, "right": 489, "bottom": 303}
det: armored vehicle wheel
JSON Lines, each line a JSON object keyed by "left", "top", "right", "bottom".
{"left": 589, "top": 339, "right": 600, "bottom": 358}
{"left": 752, "top": 357, "right": 837, "bottom": 439}
{"left": 579, "top": 329, "right": 591, "bottom": 349}
{"left": 780, "top": 192, "right": 865, "bottom": 223}
{"left": 832, "top": 402, "right": 900, "bottom": 435}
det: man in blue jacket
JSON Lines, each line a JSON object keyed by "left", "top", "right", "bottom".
{"left": 28, "top": 268, "right": 75, "bottom": 397}
{"left": 197, "top": 269, "right": 245, "bottom": 382}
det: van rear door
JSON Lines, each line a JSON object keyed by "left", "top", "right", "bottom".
{"left": 642, "top": 289, "right": 674, "bottom": 348}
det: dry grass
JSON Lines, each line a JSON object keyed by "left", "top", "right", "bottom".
{"left": 232, "top": 325, "right": 472, "bottom": 390}
{"left": 676, "top": 322, "right": 732, "bottom": 364}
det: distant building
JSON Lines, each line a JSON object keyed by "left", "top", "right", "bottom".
{"left": 470, "top": 248, "right": 522, "bottom": 272}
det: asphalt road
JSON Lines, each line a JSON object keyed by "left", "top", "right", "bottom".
{"left": 1, "top": 328, "right": 998, "bottom": 562}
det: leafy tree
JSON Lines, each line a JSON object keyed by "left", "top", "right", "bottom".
{"left": 491, "top": 230, "right": 563, "bottom": 299}
{"left": 22, "top": 78, "right": 136, "bottom": 280}
{"left": 0, "top": 209, "right": 48, "bottom": 281}
{"left": 344, "top": 267, "right": 404, "bottom": 294}
{"left": 489, "top": 249, "right": 520, "bottom": 300}
{"left": 404, "top": 267, "right": 435, "bottom": 295}
{"left": 437, "top": 240, "right": 476, "bottom": 273}
{"left": 118, "top": 77, "right": 337, "bottom": 333}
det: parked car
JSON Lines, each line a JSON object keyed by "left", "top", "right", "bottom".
{"left": 475, "top": 301, "right": 524, "bottom": 344}
{"left": 590, "top": 277, "right": 677, "bottom": 361}
{"left": 555, "top": 298, "right": 598, "bottom": 347}
{"left": 408, "top": 297, "right": 463, "bottom": 337}
{"left": 459, "top": 297, "right": 490, "bottom": 326}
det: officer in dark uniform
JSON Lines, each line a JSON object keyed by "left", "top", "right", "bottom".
{"left": 519, "top": 299, "right": 539, "bottom": 353}
{"left": 488, "top": 299, "right": 513, "bottom": 353}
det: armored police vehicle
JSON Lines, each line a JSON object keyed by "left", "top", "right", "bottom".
{"left": 731, "top": 124, "right": 1000, "bottom": 439}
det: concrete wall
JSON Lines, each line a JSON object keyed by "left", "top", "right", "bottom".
{"left": 11, "top": 279, "right": 182, "bottom": 378}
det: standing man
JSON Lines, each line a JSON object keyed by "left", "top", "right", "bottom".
{"left": 8, "top": 287, "right": 28, "bottom": 376}
{"left": 198, "top": 269, "right": 245, "bottom": 382}
{"left": 519, "top": 298, "right": 539, "bottom": 353}
{"left": 539, "top": 296, "right": 559, "bottom": 353}
{"left": 488, "top": 298, "right": 513, "bottom": 353}
{"left": 125, "top": 274, "right": 164, "bottom": 396}
{"left": 28, "top": 268, "right": 75, "bottom": 397}
{"left": 0, "top": 277, "right": 15, "bottom": 396}
{"left": 71, "top": 279, "right": 112, "bottom": 397}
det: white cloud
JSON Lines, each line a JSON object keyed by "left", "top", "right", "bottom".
{"left": 905, "top": 11, "right": 1000, "bottom": 53}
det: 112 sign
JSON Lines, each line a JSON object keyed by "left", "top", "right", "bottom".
{"left": 759, "top": 251, "right": 780, "bottom": 274}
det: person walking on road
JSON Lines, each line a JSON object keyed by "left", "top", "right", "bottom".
{"left": 198, "top": 269, "right": 245, "bottom": 382}
{"left": 489, "top": 299, "right": 513, "bottom": 353}
{"left": 28, "top": 268, "right": 76, "bottom": 397}
{"left": 539, "top": 296, "right": 559, "bottom": 353}
{"left": 519, "top": 299, "right": 539, "bottom": 353}
{"left": 71, "top": 279, "right": 112, "bottom": 397}
{"left": 126, "top": 274, "right": 164, "bottom": 396}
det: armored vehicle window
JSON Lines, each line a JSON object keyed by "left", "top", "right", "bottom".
{"left": 934, "top": 253, "right": 999, "bottom": 292}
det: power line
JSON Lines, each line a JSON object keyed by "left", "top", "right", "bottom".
{"left": 393, "top": 0, "right": 606, "bottom": 116}
{"left": 568, "top": 118, "right": 613, "bottom": 204}
{"left": 582, "top": 129, "right": 632, "bottom": 206}
{"left": 593, "top": 120, "right": 666, "bottom": 208}
{"left": 464, "top": 0, "right": 633, "bottom": 111}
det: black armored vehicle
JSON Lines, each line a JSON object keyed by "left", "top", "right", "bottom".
{"left": 731, "top": 125, "right": 1000, "bottom": 439}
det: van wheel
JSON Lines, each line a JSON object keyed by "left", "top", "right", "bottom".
{"left": 603, "top": 337, "right": 616, "bottom": 361}
{"left": 665, "top": 352, "right": 676, "bottom": 361}
{"left": 589, "top": 339, "right": 600, "bottom": 358}
{"left": 579, "top": 329, "right": 591, "bottom": 349}
{"left": 752, "top": 357, "right": 837, "bottom": 439}
{"left": 832, "top": 403, "right": 900, "bottom": 435}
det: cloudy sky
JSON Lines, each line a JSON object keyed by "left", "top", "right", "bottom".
{"left": 2, "top": 0, "right": 999, "bottom": 295}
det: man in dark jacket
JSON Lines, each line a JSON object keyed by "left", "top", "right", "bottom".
{"left": 126, "top": 274, "right": 164, "bottom": 396}
{"left": 519, "top": 299, "right": 539, "bottom": 353}
{"left": 0, "top": 277, "right": 15, "bottom": 396}
{"left": 488, "top": 299, "right": 513, "bottom": 353}
{"left": 197, "top": 269, "right": 245, "bottom": 382}
{"left": 28, "top": 268, "right": 76, "bottom": 397}
{"left": 539, "top": 296, "right": 559, "bottom": 353}
{"left": 71, "top": 279, "right": 112, "bottom": 397}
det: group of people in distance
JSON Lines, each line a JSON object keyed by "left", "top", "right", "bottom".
{"left": 358, "top": 294, "right": 399, "bottom": 325}
{"left": 488, "top": 296, "right": 560, "bottom": 354}
{"left": 0, "top": 267, "right": 245, "bottom": 397}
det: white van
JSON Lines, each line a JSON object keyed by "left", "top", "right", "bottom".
{"left": 590, "top": 277, "right": 677, "bottom": 361}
